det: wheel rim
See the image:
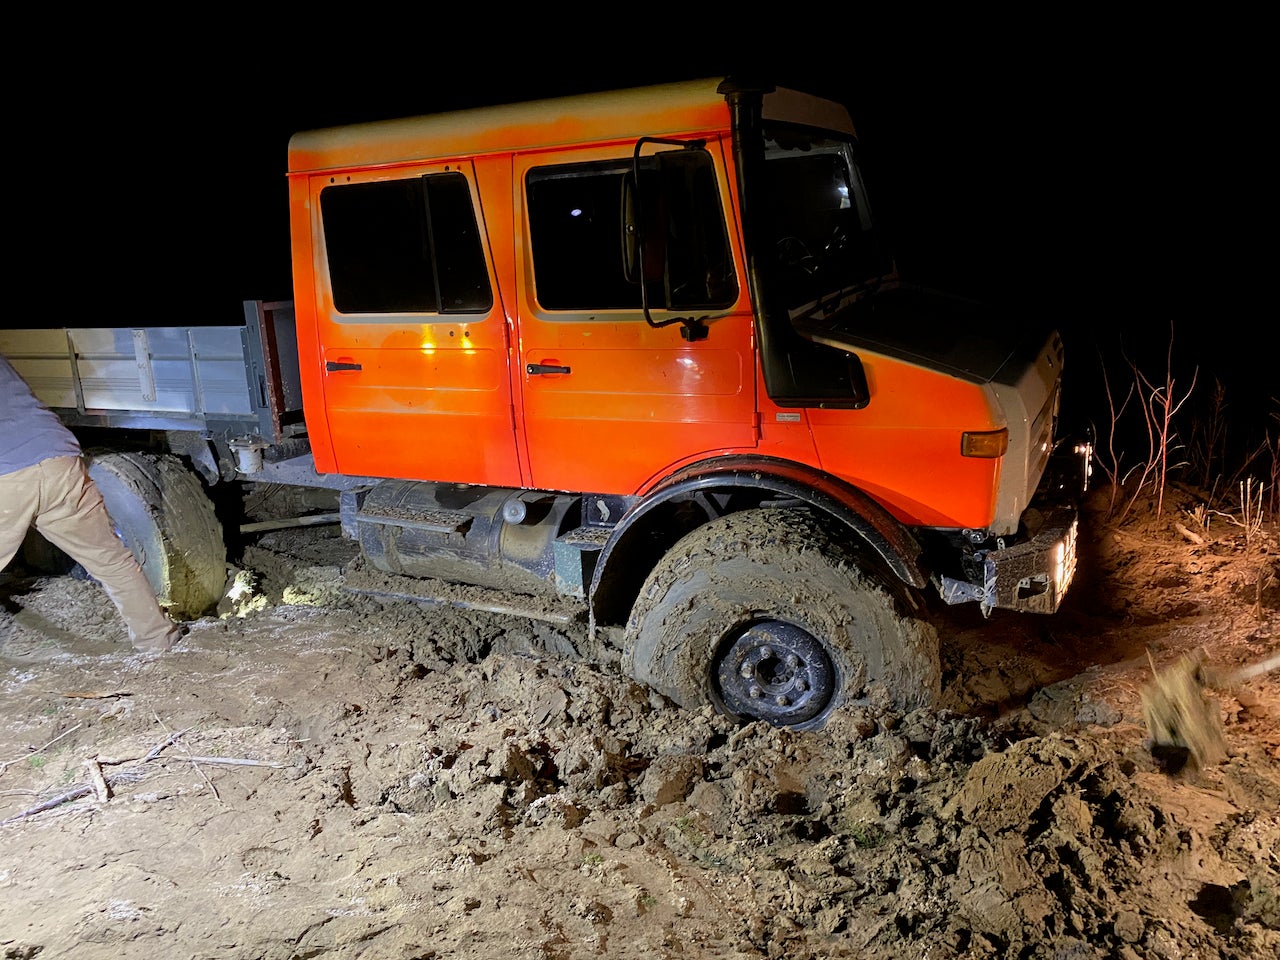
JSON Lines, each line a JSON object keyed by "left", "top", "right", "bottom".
{"left": 714, "top": 620, "right": 837, "bottom": 727}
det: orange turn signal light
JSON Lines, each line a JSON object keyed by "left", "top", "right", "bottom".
{"left": 961, "top": 428, "right": 1009, "bottom": 459}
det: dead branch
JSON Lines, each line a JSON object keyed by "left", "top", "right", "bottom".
{"left": 187, "top": 757, "right": 286, "bottom": 767}
{"left": 1133, "top": 330, "right": 1198, "bottom": 519}
{"left": 151, "top": 713, "right": 221, "bottom": 802}
{"left": 2, "top": 784, "right": 96, "bottom": 823}
{"left": 0, "top": 723, "right": 84, "bottom": 778}
{"left": 1174, "top": 522, "right": 1205, "bottom": 545}
{"left": 1114, "top": 327, "right": 1197, "bottom": 524}
{"left": 1095, "top": 355, "right": 1137, "bottom": 520}
{"left": 142, "top": 727, "right": 194, "bottom": 763}
{"left": 1, "top": 727, "right": 192, "bottom": 824}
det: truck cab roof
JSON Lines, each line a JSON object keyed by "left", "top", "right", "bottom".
{"left": 287, "top": 78, "right": 856, "bottom": 175}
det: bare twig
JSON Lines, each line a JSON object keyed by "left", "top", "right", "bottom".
{"left": 1241, "top": 478, "right": 1265, "bottom": 546}
{"left": 1208, "top": 479, "right": 1267, "bottom": 547}
{"left": 1094, "top": 354, "right": 1136, "bottom": 520}
{"left": 142, "top": 727, "right": 195, "bottom": 763}
{"left": 181, "top": 757, "right": 287, "bottom": 768}
{"left": 152, "top": 713, "right": 220, "bottom": 803}
{"left": 1135, "top": 331, "right": 1197, "bottom": 520}
{"left": 1188, "top": 377, "right": 1228, "bottom": 490}
{"left": 1174, "top": 522, "right": 1205, "bottom": 545}
{"left": 2, "top": 727, "right": 191, "bottom": 824}
{"left": 2, "top": 723, "right": 279, "bottom": 825}
{"left": 0, "top": 723, "right": 84, "bottom": 777}
{"left": 1112, "top": 327, "right": 1197, "bottom": 524}
{"left": 2, "top": 784, "right": 96, "bottom": 823}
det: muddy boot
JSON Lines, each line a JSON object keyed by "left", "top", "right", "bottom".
{"left": 133, "top": 623, "right": 189, "bottom": 655}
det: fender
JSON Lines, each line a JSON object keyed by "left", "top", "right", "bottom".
{"left": 588, "top": 454, "right": 926, "bottom": 633}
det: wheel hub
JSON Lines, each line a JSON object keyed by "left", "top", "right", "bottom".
{"left": 714, "top": 621, "right": 836, "bottom": 727}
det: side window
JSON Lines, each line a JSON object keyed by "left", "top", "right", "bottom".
{"left": 527, "top": 153, "right": 736, "bottom": 312}
{"left": 320, "top": 173, "right": 492, "bottom": 315}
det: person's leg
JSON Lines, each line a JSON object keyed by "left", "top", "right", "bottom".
{"left": 0, "top": 462, "right": 42, "bottom": 569}
{"left": 31, "top": 456, "right": 183, "bottom": 652}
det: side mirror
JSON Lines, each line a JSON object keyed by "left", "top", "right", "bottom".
{"left": 619, "top": 169, "right": 665, "bottom": 285}
{"left": 619, "top": 139, "right": 716, "bottom": 342}
{"left": 620, "top": 172, "right": 640, "bottom": 283}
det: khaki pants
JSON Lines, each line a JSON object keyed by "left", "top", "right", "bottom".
{"left": 0, "top": 455, "right": 181, "bottom": 651}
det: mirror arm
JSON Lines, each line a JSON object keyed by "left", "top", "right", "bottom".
{"left": 631, "top": 138, "right": 711, "bottom": 341}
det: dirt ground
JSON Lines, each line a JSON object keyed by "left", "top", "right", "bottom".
{"left": 1, "top": 482, "right": 1277, "bottom": 960}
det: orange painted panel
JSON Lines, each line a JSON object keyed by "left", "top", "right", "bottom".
{"left": 808, "top": 354, "right": 1003, "bottom": 528}
{"left": 521, "top": 336, "right": 756, "bottom": 492}
{"left": 320, "top": 335, "right": 519, "bottom": 483}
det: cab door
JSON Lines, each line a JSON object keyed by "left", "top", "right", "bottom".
{"left": 308, "top": 164, "right": 521, "bottom": 485}
{"left": 512, "top": 141, "right": 756, "bottom": 495}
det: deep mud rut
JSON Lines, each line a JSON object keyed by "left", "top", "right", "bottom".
{"left": 1, "top": 486, "right": 1278, "bottom": 960}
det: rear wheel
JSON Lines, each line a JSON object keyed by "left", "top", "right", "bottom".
{"left": 87, "top": 452, "right": 227, "bottom": 619}
{"left": 623, "top": 509, "right": 940, "bottom": 729}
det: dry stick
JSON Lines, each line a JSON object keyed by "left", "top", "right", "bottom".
{"left": 2, "top": 783, "right": 96, "bottom": 823}
{"left": 2, "top": 727, "right": 281, "bottom": 824}
{"left": 181, "top": 757, "right": 286, "bottom": 768}
{"left": 143, "top": 727, "right": 195, "bottom": 762}
{"left": 0, "top": 723, "right": 85, "bottom": 777}
{"left": 152, "top": 712, "right": 221, "bottom": 804}
{"left": 1146, "top": 336, "right": 1197, "bottom": 519}
{"left": 1, "top": 727, "right": 193, "bottom": 825}
{"left": 1097, "top": 358, "right": 1136, "bottom": 520}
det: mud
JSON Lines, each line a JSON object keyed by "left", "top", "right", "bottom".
{"left": 1, "top": 486, "right": 1278, "bottom": 959}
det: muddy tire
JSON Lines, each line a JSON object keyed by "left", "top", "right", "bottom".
{"left": 623, "top": 509, "right": 940, "bottom": 729}
{"left": 87, "top": 452, "right": 227, "bottom": 619}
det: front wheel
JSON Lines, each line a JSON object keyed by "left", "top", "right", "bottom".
{"left": 623, "top": 510, "right": 940, "bottom": 729}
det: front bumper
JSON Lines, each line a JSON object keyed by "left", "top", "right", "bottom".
{"left": 938, "top": 508, "right": 1078, "bottom": 614}
{"left": 936, "top": 437, "right": 1089, "bottom": 615}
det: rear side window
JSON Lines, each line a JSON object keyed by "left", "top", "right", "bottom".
{"left": 527, "top": 152, "right": 736, "bottom": 312}
{"left": 320, "top": 173, "right": 492, "bottom": 315}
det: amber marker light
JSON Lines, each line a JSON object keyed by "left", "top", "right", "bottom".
{"left": 960, "top": 429, "right": 1009, "bottom": 458}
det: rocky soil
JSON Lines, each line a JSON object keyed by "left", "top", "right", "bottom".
{"left": 1, "top": 482, "right": 1277, "bottom": 960}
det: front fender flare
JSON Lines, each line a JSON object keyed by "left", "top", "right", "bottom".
{"left": 588, "top": 455, "right": 926, "bottom": 632}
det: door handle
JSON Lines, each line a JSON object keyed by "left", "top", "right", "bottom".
{"left": 326, "top": 360, "right": 362, "bottom": 372}
{"left": 526, "top": 363, "right": 571, "bottom": 375}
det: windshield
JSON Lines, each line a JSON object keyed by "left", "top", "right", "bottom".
{"left": 736, "top": 121, "right": 889, "bottom": 408}
{"left": 757, "top": 125, "right": 891, "bottom": 317}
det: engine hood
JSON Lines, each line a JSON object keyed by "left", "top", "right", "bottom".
{"left": 796, "top": 282, "right": 1052, "bottom": 385}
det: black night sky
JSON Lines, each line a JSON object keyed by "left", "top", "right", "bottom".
{"left": 24, "top": 33, "right": 1276, "bottom": 457}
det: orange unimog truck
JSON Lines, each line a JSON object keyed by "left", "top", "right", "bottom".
{"left": 2, "top": 77, "right": 1087, "bottom": 730}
